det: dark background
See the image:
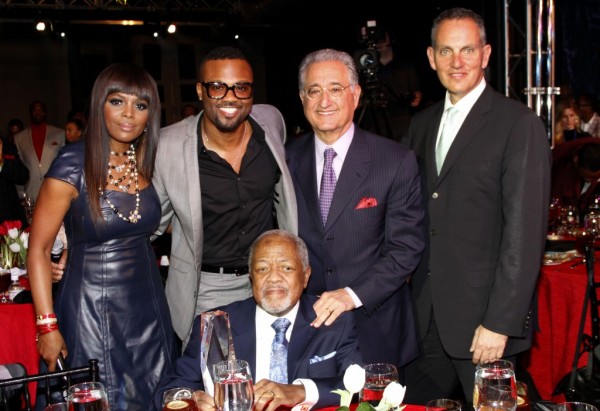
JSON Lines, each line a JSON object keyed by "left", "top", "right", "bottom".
{"left": 0, "top": 0, "right": 598, "bottom": 135}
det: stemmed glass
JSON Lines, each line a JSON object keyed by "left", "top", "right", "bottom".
{"left": 162, "top": 387, "right": 198, "bottom": 411}
{"left": 426, "top": 399, "right": 462, "bottom": 411}
{"left": 212, "top": 359, "right": 254, "bottom": 411}
{"left": 66, "top": 381, "right": 109, "bottom": 410}
{"left": 473, "top": 360, "right": 517, "bottom": 411}
{"left": 556, "top": 402, "right": 599, "bottom": 411}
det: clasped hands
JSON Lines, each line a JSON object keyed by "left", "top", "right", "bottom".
{"left": 193, "top": 380, "right": 305, "bottom": 411}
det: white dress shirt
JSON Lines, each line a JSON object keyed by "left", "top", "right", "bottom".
{"left": 255, "top": 304, "right": 318, "bottom": 409}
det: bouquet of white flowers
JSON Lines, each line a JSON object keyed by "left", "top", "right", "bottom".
{"left": 0, "top": 220, "right": 29, "bottom": 270}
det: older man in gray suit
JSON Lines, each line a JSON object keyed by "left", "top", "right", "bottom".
{"left": 153, "top": 46, "right": 297, "bottom": 349}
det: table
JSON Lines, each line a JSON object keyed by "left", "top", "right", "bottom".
{"left": 521, "top": 251, "right": 599, "bottom": 402}
{"left": 316, "top": 405, "right": 425, "bottom": 411}
{"left": 0, "top": 303, "right": 39, "bottom": 406}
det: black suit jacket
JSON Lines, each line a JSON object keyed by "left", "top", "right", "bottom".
{"left": 286, "top": 126, "right": 425, "bottom": 369}
{"left": 0, "top": 138, "right": 29, "bottom": 226}
{"left": 402, "top": 84, "right": 552, "bottom": 357}
{"left": 152, "top": 294, "right": 363, "bottom": 410}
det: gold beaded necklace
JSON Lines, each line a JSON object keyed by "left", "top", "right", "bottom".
{"left": 99, "top": 144, "right": 142, "bottom": 224}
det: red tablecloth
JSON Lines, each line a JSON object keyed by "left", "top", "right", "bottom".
{"left": 317, "top": 405, "right": 425, "bottom": 411}
{"left": 0, "top": 303, "right": 39, "bottom": 406}
{"left": 521, "top": 256, "right": 599, "bottom": 401}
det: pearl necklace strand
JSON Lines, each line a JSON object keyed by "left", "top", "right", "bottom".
{"left": 202, "top": 122, "right": 248, "bottom": 169}
{"left": 99, "top": 144, "right": 142, "bottom": 224}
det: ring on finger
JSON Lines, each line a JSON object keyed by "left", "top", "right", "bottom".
{"left": 267, "top": 390, "right": 275, "bottom": 397}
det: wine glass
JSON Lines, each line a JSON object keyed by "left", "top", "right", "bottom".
{"left": 162, "top": 387, "right": 198, "bottom": 411}
{"left": 359, "top": 363, "right": 399, "bottom": 405}
{"left": 473, "top": 360, "right": 517, "bottom": 411}
{"left": 556, "top": 402, "right": 599, "bottom": 411}
{"left": 66, "top": 381, "right": 109, "bottom": 410}
{"left": 212, "top": 359, "right": 254, "bottom": 411}
{"left": 425, "top": 399, "right": 462, "bottom": 411}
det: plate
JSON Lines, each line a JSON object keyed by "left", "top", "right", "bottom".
{"left": 543, "top": 250, "right": 579, "bottom": 265}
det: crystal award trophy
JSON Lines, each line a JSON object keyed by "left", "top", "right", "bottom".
{"left": 199, "top": 310, "right": 236, "bottom": 396}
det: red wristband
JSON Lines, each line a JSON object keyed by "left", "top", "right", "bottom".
{"left": 36, "top": 323, "right": 59, "bottom": 335}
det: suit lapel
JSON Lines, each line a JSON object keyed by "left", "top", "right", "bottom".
{"left": 325, "top": 132, "right": 370, "bottom": 228}
{"left": 288, "top": 296, "right": 317, "bottom": 380}
{"left": 230, "top": 301, "right": 258, "bottom": 377}
{"left": 293, "top": 136, "right": 323, "bottom": 232}
{"left": 427, "top": 106, "right": 444, "bottom": 189}
{"left": 184, "top": 117, "right": 204, "bottom": 263}
{"left": 436, "top": 86, "right": 493, "bottom": 182}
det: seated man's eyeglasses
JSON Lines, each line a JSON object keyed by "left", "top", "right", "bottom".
{"left": 200, "top": 81, "right": 254, "bottom": 100}
{"left": 303, "top": 84, "right": 351, "bottom": 100}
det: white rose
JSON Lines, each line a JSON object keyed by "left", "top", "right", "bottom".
{"left": 8, "top": 228, "right": 19, "bottom": 239}
{"left": 20, "top": 232, "right": 29, "bottom": 249}
{"left": 343, "top": 364, "right": 366, "bottom": 394}
{"left": 382, "top": 382, "right": 406, "bottom": 407}
{"left": 375, "top": 382, "right": 406, "bottom": 411}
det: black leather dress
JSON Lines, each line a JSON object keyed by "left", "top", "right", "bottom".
{"left": 47, "top": 141, "right": 177, "bottom": 410}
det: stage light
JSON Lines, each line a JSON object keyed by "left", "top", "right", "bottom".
{"left": 167, "top": 24, "right": 176, "bottom": 34}
{"left": 36, "top": 21, "right": 46, "bottom": 31}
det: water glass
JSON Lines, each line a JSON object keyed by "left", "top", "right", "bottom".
{"left": 162, "top": 387, "right": 198, "bottom": 411}
{"left": 359, "top": 363, "right": 399, "bottom": 405}
{"left": 556, "top": 403, "right": 599, "bottom": 411}
{"left": 212, "top": 359, "right": 254, "bottom": 411}
{"left": 425, "top": 398, "right": 462, "bottom": 411}
{"left": 473, "top": 360, "right": 517, "bottom": 411}
{"left": 66, "top": 381, "right": 109, "bottom": 410}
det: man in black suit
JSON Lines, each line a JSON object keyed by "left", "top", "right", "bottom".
{"left": 152, "top": 229, "right": 362, "bottom": 411}
{"left": 401, "top": 7, "right": 551, "bottom": 403}
{"left": 286, "top": 48, "right": 425, "bottom": 375}
{"left": 0, "top": 136, "right": 29, "bottom": 226}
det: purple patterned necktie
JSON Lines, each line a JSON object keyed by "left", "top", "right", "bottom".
{"left": 269, "top": 317, "right": 291, "bottom": 383}
{"left": 320, "top": 148, "right": 337, "bottom": 225}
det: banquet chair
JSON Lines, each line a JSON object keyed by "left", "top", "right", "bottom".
{"left": 0, "top": 358, "right": 99, "bottom": 411}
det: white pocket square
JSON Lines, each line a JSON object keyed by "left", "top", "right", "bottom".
{"left": 309, "top": 351, "right": 337, "bottom": 364}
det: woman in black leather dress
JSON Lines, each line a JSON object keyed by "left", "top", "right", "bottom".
{"left": 27, "top": 63, "right": 177, "bottom": 410}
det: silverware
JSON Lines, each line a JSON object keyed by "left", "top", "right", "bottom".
{"left": 570, "top": 259, "right": 585, "bottom": 269}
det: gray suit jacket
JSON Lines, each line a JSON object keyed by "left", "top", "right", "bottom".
{"left": 402, "top": 84, "right": 552, "bottom": 358}
{"left": 14, "top": 124, "right": 65, "bottom": 202}
{"left": 153, "top": 104, "right": 298, "bottom": 340}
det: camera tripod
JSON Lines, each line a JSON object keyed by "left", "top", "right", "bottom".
{"left": 355, "top": 83, "right": 394, "bottom": 139}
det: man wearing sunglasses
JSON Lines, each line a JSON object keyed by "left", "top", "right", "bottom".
{"left": 153, "top": 46, "right": 297, "bottom": 350}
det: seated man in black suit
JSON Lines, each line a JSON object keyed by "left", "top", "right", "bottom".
{"left": 152, "top": 229, "right": 363, "bottom": 411}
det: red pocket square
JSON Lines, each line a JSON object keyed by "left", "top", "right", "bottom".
{"left": 3, "top": 154, "right": 16, "bottom": 160}
{"left": 355, "top": 197, "right": 378, "bottom": 209}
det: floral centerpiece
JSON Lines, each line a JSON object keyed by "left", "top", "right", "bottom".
{"left": 333, "top": 364, "right": 407, "bottom": 411}
{"left": 0, "top": 220, "right": 29, "bottom": 270}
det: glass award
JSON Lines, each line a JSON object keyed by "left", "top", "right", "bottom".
{"left": 199, "top": 310, "right": 236, "bottom": 396}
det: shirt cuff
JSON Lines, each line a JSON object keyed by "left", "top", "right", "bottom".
{"left": 291, "top": 379, "right": 317, "bottom": 411}
{"left": 345, "top": 286, "right": 362, "bottom": 308}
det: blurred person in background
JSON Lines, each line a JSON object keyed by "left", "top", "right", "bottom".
{"left": 14, "top": 100, "right": 65, "bottom": 203}
{"left": 577, "top": 93, "right": 600, "bottom": 138}
{"left": 0, "top": 133, "right": 29, "bottom": 226}
{"left": 64, "top": 118, "right": 84, "bottom": 143}
{"left": 553, "top": 99, "right": 590, "bottom": 146}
